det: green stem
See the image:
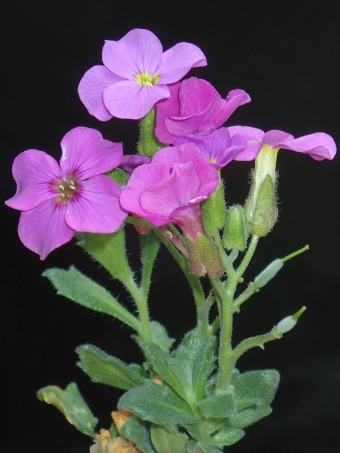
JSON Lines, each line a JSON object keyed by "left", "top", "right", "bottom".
{"left": 235, "top": 235, "right": 259, "bottom": 279}
{"left": 137, "top": 108, "right": 164, "bottom": 157}
{"left": 123, "top": 277, "right": 152, "bottom": 342}
{"left": 233, "top": 282, "right": 259, "bottom": 312}
{"left": 153, "top": 228, "right": 206, "bottom": 312}
{"left": 231, "top": 329, "right": 282, "bottom": 364}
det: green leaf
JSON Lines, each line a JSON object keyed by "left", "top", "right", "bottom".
{"left": 37, "top": 382, "right": 97, "bottom": 437}
{"left": 192, "top": 337, "right": 217, "bottom": 402}
{"left": 79, "top": 228, "right": 134, "bottom": 283}
{"left": 228, "top": 405, "right": 272, "bottom": 428}
{"left": 150, "top": 321, "right": 175, "bottom": 352}
{"left": 186, "top": 441, "right": 222, "bottom": 453}
{"left": 197, "top": 393, "right": 236, "bottom": 418}
{"left": 140, "top": 231, "right": 161, "bottom": 298}
{"left": 230, "top": 369, "right": 280, "bottom": 408}
{"left": 207, "top": 427, "right": 244, "bottom": 447}
{"left": 143, "top": 342, "right": 186, "bottom": 399}
{"left": 76, "top": 344, "right": 145, "bottom": 390}
{"left": 118, "top": 381, "right": 196, "bottom": 430}
{"left": 43, "top": 266, "right": 140, "bottom": 332}
{"left": 120, "top": 417, "right": 156, "bottom": 453}
{"left": 150, "top": 425, "right": 188, "bottom": 453}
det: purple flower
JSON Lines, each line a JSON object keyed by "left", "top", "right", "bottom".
{"left": 120, "top": 144, "right": 219, "bottom": 241}
{"left": 155, "top": 77, "right": 251, "bottom": 144}
{"left": 5, "top": 127, "right": 128, "bottom": 260}
{"left": 174, "top": 128, "right": 247, "bottom": 169}
{"left": 78, "top": 29, "right": 207, "bottom": 121}
{"left": 228, "top": 126, "right": 337, "bottom": 161}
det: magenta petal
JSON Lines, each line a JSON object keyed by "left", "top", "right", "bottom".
{"left": 140, "top": 161, "right": 202, "bottom": 217}
{"left": 78, "top": 65, "right": 122, "bottom": 121}
{"left": 120, "top": 155, "right": 151, "bottom": 174}
{"left": 103, "top": 80, "right": 169, "bottom": 120}
{"left": 228, "top": 126, "right": 265, "bottom": 161}
{"left": 120, "top": 164, "right": 171, "bottom": 226}
{"left": 155, "top": 82, "right": 180, "bottom": 144}
{"left": 276, "top": 132, "right": 337, "bottom": 160}
{"left": 263, "top": 130, "right": 294, "bottom": 147}
{"left": 65, "top": 176, "right": 127, "bottom": 233}
{"left": 158, "top": 43, "right": 207, "bottom": 84}
{"left": 222, "top": 89, "right": 251, "bottom": 121}
{"left": 179, "top": 78, "right": 219, "bottom": 117}
{"left": 5, "top": 150, "right": 60, "bottom": 211}
{"left": 59, "top": 127, "right": 123, "bottom": 180}
{"left": 18, "top": 199, "right": 74, "bottom": 260}
{"left": 102, "top": 29, "right": 163, "bottom": 78}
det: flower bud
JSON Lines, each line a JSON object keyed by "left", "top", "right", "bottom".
{"left": 245, "top": 144, "right": 279, "bottom": 237}
{"left": 185, "top": 233, "right": 224, "bottom": 278}
{"left": 202, "top": 179, "right": 226, "bottom": 236}
{"left": 276, "top": 306, "right": 306, "bottom": 334}
{"left": 223, "top": 205, "right": 249, "bottom": 251}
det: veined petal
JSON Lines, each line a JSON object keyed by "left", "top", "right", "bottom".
{"left": 18, "top": 199, "right": 74, "bottom": 260}
{"left": 158, "top": 43, "right": 207, "bottom": 84}
{"left": 263, "top": 130, "right": 294, "bottom": 147}
{"left": 155, "top": 82, "right": 180, "bottom": 144}
{"left": 229, "top": 126, "right": 265, "bottom": 161}
{"left": 179, "top": 78, "right": 219, "bottom": 117}
{"left": 120, "top": 164, "right": 171, "bottom": 226}
{"left": 140, "top": 161, "right": 201, "bottom": 217}
{"left": 120, "top": 154, "right": 151, "bottom": 174}
{"left": 78, "top": 65, "right": 122, "bottom": 121}
{"left": 59, "top": 127, "right": 123, "bottom": 180}
{"left": 103, "top": 29, "right": 162, "bottom": 78}
{"left": 5, "top": 150, "right": 60, "bottom": 211}
{"left": 103, "top": 80, "right": 169, "bottom": 119}
{"left": 276, "top": 132, "right": 337, "bottom": 160}
{"left": 65, "top": 176, "right": 127, "bottom": 233}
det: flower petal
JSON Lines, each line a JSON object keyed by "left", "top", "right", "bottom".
{"left": 102, "top": 29, "right": 163, "bottom": 79}
{"left": 120, "top": 163, "right": 171, "bottom": 226}
{"left": 5, "top": 150, "right": 60, "bottom": 211}
{"left": 155, "top": 82, "right": 180, "bottom": 144}
{"left": 18, "top": 199, "right": 74, "bottom": 260}
{"left": 103, "top": 80, "right": 169, "bottom": 119}
{"left": 120, "top": 155, "right": 151, "bottom": 174}
{"left": 59, "top": 127, "right": 123, "bottom": 180}
{"left": 228, "top": 126, "right": 265, "bottom": 161}
{"left": 276, "top": 132, "right": 337, "bottom": 160}
{"left": 158, "top": 43, "right": 207, "bottom": 84}
{"left": 65, "top": 176, "right": 127, "bottom": 233}
{"left": 140, "top": 161, "right": 202, "bottom": 217}
{"left": 78, "top": 65, "right": 122, "bottom": 121}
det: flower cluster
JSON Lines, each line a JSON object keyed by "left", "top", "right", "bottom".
{"left": 6, "top": 28, "right": 336, "bottom": 261}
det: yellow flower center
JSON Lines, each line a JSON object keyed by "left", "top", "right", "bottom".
{"left": 54, "top": 175, "right": 78, "bottom": 204}
{"left": 135, "top": 72, "right": 160, "bottom": 86}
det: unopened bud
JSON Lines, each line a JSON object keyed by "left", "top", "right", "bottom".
{"left": 245, "top": 144, "right": 279, "bottom": 237}
{"left": 185, "top": 233, "right": 224, "bottom": 278}
{"left": 202, "top": 179, "right": 226, "bottom": 236}
{"left": 276, "top": 306, "right": 306, "bottom": 333}
{"left": 223, "top": 205, "right": 249, "bottom": 251}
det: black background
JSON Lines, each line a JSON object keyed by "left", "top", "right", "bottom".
{"left": 1, "top": 1, "right": 340, "bottom": 452}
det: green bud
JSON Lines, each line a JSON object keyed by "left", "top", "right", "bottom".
{"left": 223, "top": 204, "right": 249, "bottom": 251}
{"left": 185, "top": 233, "right": 224, "bottom": 278}
{"left": 202, "top": 179, "right": 226, "bottom": 236}
{"left": 254, "top": 258, "right": 283, "bottom": 287}
{"left": 245, "top": 144, "right": 279, "bottom": 237}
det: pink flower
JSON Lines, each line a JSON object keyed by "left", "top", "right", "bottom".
{"left": 78, "top": 29, "right": 207, "bottom": 121}
{"left": 155, "top": 78, "right": 251, "bottom": 144}
{"left": 174, "top": 128, "right": 247, "bottom": 169}
{"left": 5, "top": 127, "right": 128, "bottom": 260}
{"left": 120, "top": 144, "right": 219, "bottom": 241}
{"left": 228, "top": 126, "right": 337, "bottom": 161}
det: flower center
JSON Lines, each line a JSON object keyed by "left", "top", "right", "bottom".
{"left": 54, "top": 176, "right": 78, "bottom": 204}
{"left": 135, "top": 72, "right": 160, "bottom": 86}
